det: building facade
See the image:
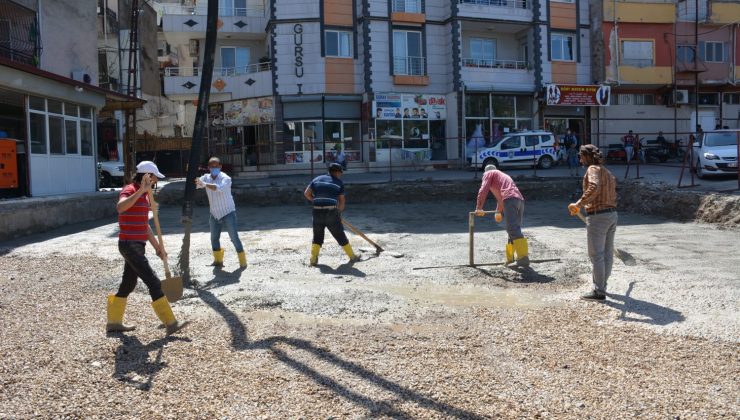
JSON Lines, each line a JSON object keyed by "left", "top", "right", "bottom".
{"left": 592, "top": 0, "right": 740, "bottom": 148}
{"left": 0, "top": 0, "right": 137, "bottom": 197}
{"left": 156, "top": 0, "right": 594, "bottom": 175}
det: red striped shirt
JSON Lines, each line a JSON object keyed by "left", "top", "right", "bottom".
{"left": 118, "top": 184, "right": 150, "bottom": 241}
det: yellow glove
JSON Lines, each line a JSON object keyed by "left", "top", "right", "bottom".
{"left": 494, "top": 213, "right": 503, "bottom": 223}
{"left": 568, "top": 203, "right": 580, "bottom": 216}
{"left": 474, "top": 209, "right": 485, "bottom": 217}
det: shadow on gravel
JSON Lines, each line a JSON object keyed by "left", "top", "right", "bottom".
{"left": 110, "top": 333, "right": 192, "bottom": 391}
{"left": 200, "top": 266, "right": 245, "bottom": 290}
{"left": 316, "top": 262, "right": 366, "bottom": 278}
{"left": 196, "top": 288, "right": 484, "bottom": 419}
{"left": 503, "top": 265, "right": 557, "bottom": 283}
{"left": 605, "top": 282, "right": 685, "bottom": 326}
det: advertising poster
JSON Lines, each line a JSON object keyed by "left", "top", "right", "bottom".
{"left": 545, "top": 84, "right": 611, "bottom": 106}
{"left": 219, "top": 97, "right": 275, "bottom": 126}
{"left": 373, "top": 94, "right": 447, "bottom": 120}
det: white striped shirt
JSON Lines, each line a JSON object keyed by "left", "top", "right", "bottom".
{"left": 197, "top": 172, "right": 236, "bottom": 220}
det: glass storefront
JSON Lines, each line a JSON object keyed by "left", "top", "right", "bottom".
{"left": 283, "top": 120, "right": 361, "bottom": 165}
{"left": 464, "top": 93, "right": 533, "bottom": 156}
{"left": 372, "top": 93, "right": 448, "bottom": 162}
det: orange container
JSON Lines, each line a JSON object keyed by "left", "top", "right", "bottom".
{"left": 0, "top": 139, "right": 18, "bottom": 189}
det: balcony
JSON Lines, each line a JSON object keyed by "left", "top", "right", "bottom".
{"left": 163, "top": 62, "right": 272, "bottom": 98}
{"left": 391, "top": 0, "right": 424, "bottom": 24}
{"left": 0, "top": 0, "right": 40, "bottom": 67}
{"left": 393, "top": 56, "right": 428, "bottom": 85}
{"left": 461, "top": 58, "right": 534, "bottom": 91}
{"left": 457, "top": 0, "right": 532, "bottom": 23}
{"left": 161, "top": 3, "right": 268, "bottom": 37}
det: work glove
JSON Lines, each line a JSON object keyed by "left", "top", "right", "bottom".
{"left": 494, "top": 213, "right": 503, "bottom": 223}
{"left": 568, "top": 203, "right": 580, "bottom": 216}
{"left": 474, "top": 209, "right": 485, "bottom": 217}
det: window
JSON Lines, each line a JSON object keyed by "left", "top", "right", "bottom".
{"left": 703, "top": 42, "right": 725, "bottom": 63}
{"left": 525, "top": 135, "right": 540, "bottom": 147}
{"left": 677, "top": 45, "right": 696, "bottom": 63}
{"left": 470, "top": 38, "right": 496, "bottom": 65}
{"left": 65, "top": 120, "right": 78, "bottom": 154}
{"left": 551, "top": 32, "right": 574, "bottom": 62}
{"left": 220, "top": 47, "right": 250, "bottom": 75}
{"left": 30, "top": 113, "right": 46, "bottom": 154}
{"left": 49, "top": 116, "right": 64, "bottom": 155}
{"left": 393, "top": 30, "right": 423, "bottom": 75}
{"left": 699, "top": 93, "right": 719, "bottom": 105}
{"left": 392, "top": 0, "right": 421, "bottom": 13}
{"left": 219, "top": 0, "right": 247, "bottom": 16}
{"left": 616, "top": 94, "right": 655, "bottom": 105}
{"left": 81, "top": 121, "right": 93, "bottom": 156}
{"left": 723, "top": 93, "right": 740, "bottom": 105}
{"left": 678, "top": 0, "right": 708, "bottom": 21}
{"left": 500, "top": 137, "right": 521, "bottom": 150}
{"left": 621, "top": 40, "right": 653, "bottom": 67}
{"left": 325, "top": 30, "right": 352, "bottom": 58}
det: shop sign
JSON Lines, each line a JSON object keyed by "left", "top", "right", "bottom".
{"left": 372, "top": 93, "right": 447, "bottom": 120}
{"left": 212, "top": 97, "right": 274, "bottom": 126}
{"left": 545, "top": 84, "right": 610, "bottom": 106}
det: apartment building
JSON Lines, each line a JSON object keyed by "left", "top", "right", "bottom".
{"left": 156, "top": 0, "right": 594, "bottom": 174}
{"left": 593, "top": 0, "right": 740, "bottom": 148}
{"left": 0, "top": 0, "right": 138, "bottom": 197}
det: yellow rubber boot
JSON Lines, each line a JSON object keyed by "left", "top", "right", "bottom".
{"left": 151, "top": 296, "right": 188, "bottom": 336}
{"left": 513, "top": 238, "right": 530, "bottom": 267}
{"left": 106, "top": 295, "right": 135, "bottom": 332}
{"left": 310, "top": 244, "right": 321, "bottom": 266}
{"left": 238, "top": 251, "right": 247, "bottom": 268}
{"left": 212, "top": 249, "right": 224, "bottom": 267}
{"left": 342, "top": 244, "right": 359, "bottom": 262}
{"left": 505, "top": 243, "right": 515, "bottom": 264}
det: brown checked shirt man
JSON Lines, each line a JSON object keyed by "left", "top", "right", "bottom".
{"left": 568, "top": 145, "right": 618, "bottom": 301}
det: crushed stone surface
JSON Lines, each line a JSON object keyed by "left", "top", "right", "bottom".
{"left": 0, "top": 200, "right": 738, "bottom": 418}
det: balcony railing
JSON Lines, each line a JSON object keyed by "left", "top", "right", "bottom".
{"left": 392, "top": 0, "right": 422, "bottom": 13}
{"left": 459, "top": 0, "right": 529, "bottom": 9}
{"left": 160, "top": 3, "right": 267, "bottom": 17}
{"left": 462, "top": 58, "right": 529, "bottom": 70}
{"left": 164, "top": 62, "right": 271, "bottom": 77}
{"left": 393, "top": 56, "right": 426, "bottom": 76}
{"left": 0, "top": 45, "right": 36, "bottom": 66}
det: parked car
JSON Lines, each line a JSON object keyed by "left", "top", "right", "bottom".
{"left": 98, "top": 160, "right": 125, "bottom": 187}
{"left": 692, "top": 129, "right": 739, "bottom": 179}
{"left": 468, "top": 131, "right": 557, "bottom": 170}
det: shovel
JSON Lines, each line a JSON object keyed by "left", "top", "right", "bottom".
{"left": 574, "top": 211, "right": 636, "bottom": 266}
{"left": 148, "top": 190, "right": 184, "bottom": 301}
{"left": 341, "top": 218, "right": 384, "bottom": 254}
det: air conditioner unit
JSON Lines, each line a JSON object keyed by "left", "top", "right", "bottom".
{"left": 71, "top": 70, "right": 92, "bottom": 84}
{"left": 674, "top": 89, "right": 689, "bottom": 104}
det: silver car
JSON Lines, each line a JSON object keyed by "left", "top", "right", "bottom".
{"left": 692, "top": 130, "right": 739, "bottom": 179}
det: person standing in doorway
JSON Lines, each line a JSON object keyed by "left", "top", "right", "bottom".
{"left": 622, "top": 130, "right": 636, "bottom": 163}
{"left": 107, "top": 161, "right": 188, "bottom": 335}
{"left": 196, "top": 157, "right": 247, "bottom": 269}
{"left": 563, "top": 129, "right": 580, "bottom": 176}
{"left": 475, "top": 164, "right": 529, "bottom": 266}
{"left": 304, "top": 163, "right": 359, "bottom": 266}
{"left": 568, "top": 145, "right": 618, "bottom": 301}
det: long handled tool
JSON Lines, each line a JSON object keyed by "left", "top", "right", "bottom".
{"left": 574, "top": 211, "right": 636, "bottom": 266}
{"left": 342, "top": 218, "right": 384, "bottom": 254}
{"left": 469, "top": 210, "right": 498, "bottom": 266}
{"left": 148, "top": 190, "right": 184, "bottom": 301}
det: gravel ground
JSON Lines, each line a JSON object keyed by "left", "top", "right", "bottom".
{"left": 0, "top": 200, "right": 738, "bottom": 418}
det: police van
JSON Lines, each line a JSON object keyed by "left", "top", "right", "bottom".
{"left": 468, "top": 130, "right": 558, "bottom": 170}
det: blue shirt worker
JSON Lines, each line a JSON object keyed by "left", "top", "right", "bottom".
{"left": 195, "top": 157, "right": 247, "bottom": 268}
{"left": 304, "top": 163, "right": 358, "bottom": 266}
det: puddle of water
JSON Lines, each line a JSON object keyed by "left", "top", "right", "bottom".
{"left": 245, "top": 309, "right": 375, "bottom": 327}
{"left": 368, "top": 284, "right": 560, "bottom": 309}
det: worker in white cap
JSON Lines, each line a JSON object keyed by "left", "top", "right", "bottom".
{"left": 106, "top": 161, "right": 188, "bottom": 336}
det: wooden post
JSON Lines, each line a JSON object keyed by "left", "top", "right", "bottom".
{"left": 468, "top": 212, "right": 475, "bottom": 266}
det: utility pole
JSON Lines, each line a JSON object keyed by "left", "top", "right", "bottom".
{"left": 178, "top": 0, "right": 219, "bottom": 285}
{"left": 123, "top": 0, "right": 140, "bottom": 182}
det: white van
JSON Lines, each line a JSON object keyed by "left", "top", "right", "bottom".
{"left": 468, "top": 131, "right": 558, "bottom": 170}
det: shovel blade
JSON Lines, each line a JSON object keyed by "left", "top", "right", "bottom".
{"left": 162, "top": 276, "right": 184, "bottom": 302}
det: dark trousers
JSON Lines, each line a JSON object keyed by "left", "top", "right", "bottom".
{"left": 116, "top": 241, "right": 164, "bottom": 301}
{"left": 312, "top": 208, "right": 349, "bottom": 246}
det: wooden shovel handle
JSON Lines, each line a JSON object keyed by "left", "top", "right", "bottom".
{"left": 342, "top": 218, "right": 384, "bottom": 252}
{"left": 148, "top": 190, "right": 172, "bottom": 278}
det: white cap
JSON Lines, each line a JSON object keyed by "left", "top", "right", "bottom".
{"left": 136, "top": 161, "right": 165, "bottom": 178}
{"left": 484, "top": 164, "right": 497, "bottom": 172}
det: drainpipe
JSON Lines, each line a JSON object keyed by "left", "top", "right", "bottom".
{"left": 614, "top": 0, "right": 619, "bottom": 85}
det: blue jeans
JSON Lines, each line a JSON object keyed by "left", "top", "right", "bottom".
{"left": 502, "top": 198, "right": 524, "bottom": 241}
{"left": 210, "top": 211, "right": 244, "bottom": 253}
